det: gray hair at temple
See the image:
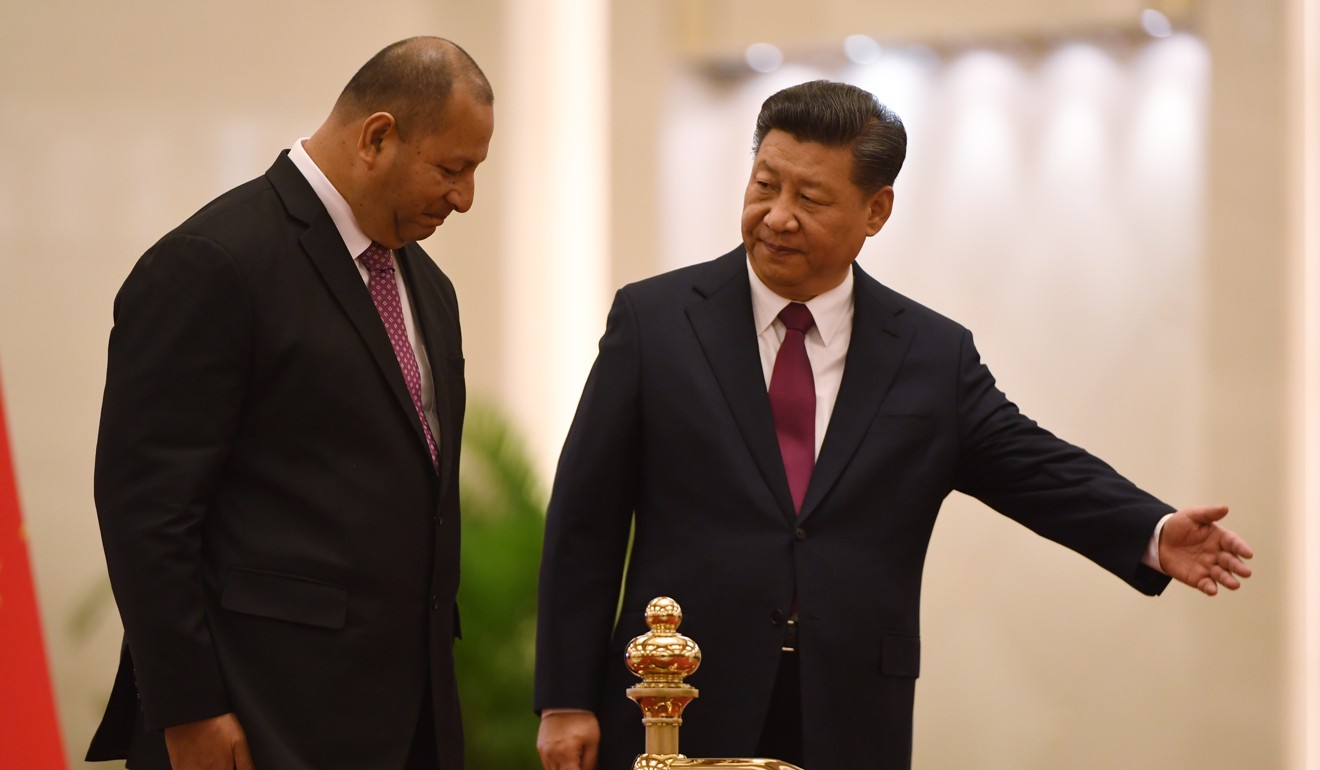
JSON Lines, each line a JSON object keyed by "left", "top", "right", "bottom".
{"left": 751, "top": 80, "right": 907, "bottom": 193}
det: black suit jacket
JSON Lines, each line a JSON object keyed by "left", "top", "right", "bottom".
{"left": 88, "top": 153, "right": 466, "bottom": 770}
{"left": 535, "top": 247, "right": 1172, "bottom": 768}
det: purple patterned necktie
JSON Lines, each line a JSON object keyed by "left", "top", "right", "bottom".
{"left": 769, "top": 302, "right": 816, "bottom": 514}
{"left": 360, "top": 243, "right": 439, "bottom": 471}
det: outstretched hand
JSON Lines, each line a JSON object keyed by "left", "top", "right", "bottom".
{"left": 1158, "top": 505, "right": 1254, "bottom": 595}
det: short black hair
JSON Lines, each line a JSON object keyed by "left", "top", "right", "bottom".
{"left": 752, "top": 80, "right": 906, "bottom": 193}
{"left": 336, "top": 36, "right": 493, "bottom": 140}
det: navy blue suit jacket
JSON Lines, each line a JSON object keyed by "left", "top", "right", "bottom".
{"left": 535, "top": 246, "right": 1171, "bottom": 768}
{"left": 89, "top": 153, "right": 467, "bottom": 770}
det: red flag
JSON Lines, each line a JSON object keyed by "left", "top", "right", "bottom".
{"left": 0, "top": 371, "right": 68, "bottom": 768}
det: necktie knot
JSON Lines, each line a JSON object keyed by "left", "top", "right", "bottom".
{"left": 360, "top": 243, "right": 394, "bottom": 273}
{"left": 778, "top": 302, "right": 815, "bottom": 335}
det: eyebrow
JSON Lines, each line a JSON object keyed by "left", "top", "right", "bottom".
{"left": 752, "top": 158, "right": 835, "bottom": 196}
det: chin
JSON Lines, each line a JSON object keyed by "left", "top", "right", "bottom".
{"left": 404, "top": 227, "right": 439, "bottom": 243}
{"left": 753, "top": 251, "right": 804, "bottom": 280}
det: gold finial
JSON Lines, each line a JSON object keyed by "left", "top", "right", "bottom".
{"left": 624, "top": 597, "right": 805, "bottom": 769}
{"left": 625, "top": 596, "right": 701, "bottom": 685}
{"left": 626, "top": 597, "right": 701, "bottom": 766}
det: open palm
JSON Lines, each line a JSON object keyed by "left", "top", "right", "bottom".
{"left": 1158, "top": 505, "right": 1254, "bottom": 595}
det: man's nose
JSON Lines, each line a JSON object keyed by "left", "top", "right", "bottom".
{"left": 447, "top": 178, "right": 475, "bottom": 213}
{"left": 764, "top": 195, "right": 799, "bottom": 232}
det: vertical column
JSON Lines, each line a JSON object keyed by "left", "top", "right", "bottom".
{"left": 501, "top": 0, "right": 611, "bottom": 481}
{"left": 1202, "top": 0, "right": 1291, "bottom": 765}
{"left": 1291, "top": 0, "right": 1320, "bottom": 765}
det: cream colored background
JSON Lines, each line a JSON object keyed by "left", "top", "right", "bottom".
{"left": 0, "top": 0, "right": 1314, "bottom": 768}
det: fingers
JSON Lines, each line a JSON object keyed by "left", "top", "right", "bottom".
{"left": 1194, "top": 550, "right": 1251, "bottom": 595}
{"left": 1165, "top": 504, "right": 1255, "bottom": 597}
{"left": 538, "top": 743, "right": 585, "bottom": 770}
{"left": 164, "top": 713, "right": 250, "bottom": 770}
{"left": 1211, "top": 564, "right": 1242, "bottom": 591}
{"left": 234, "top": 738, "right": 256, "bottom": 770}
{"left": 1222, "top": 530, "right": 1255, "bottom": 561}
{"left": 1185, "top": 505, "right": 1230, "bottom": 525}
{"left": 539, "top": 751, "right": 579, "bottom": 770}
{"left": 536, "top": 712, "right": 600, "bottom": 770}
{"left": 1218, "top": 549, "right": 1252, "bottom": 579}
{"left": 541, "top": 741, "right": 593, "bottom": 770}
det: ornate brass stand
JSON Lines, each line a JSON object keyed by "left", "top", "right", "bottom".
{"left": 625, "top": 597, "right": 804, "bottom": 770}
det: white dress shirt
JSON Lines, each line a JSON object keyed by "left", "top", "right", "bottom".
{"left": 286, "top": 139, "right": 441, "bottom": 446}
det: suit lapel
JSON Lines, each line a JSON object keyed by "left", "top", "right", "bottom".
{"left": 266, "top": 154, "right": 436, "bottom": 469}
{"left": 797, "top": 264, "right": 914, "bottom": 522}
{"left": 686, "top": 249, "right": 798, "bottom": 522}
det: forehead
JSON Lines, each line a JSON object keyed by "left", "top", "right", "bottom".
{"left": 411, "top": 90, "right": 494, "bottom": 162}
{"left": 753, "top": 129, "right": 856, "bottom": 190}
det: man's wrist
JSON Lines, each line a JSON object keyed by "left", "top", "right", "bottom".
{"left": 1143, "top": 512, "right": 1175, "bottom": 573}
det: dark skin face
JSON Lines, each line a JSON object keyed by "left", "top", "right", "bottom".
{"left": 353, "top": 86, "right": 494, "bottom": 248}
{"left": 741, "top": 129, "right": 894, "bottom": 300}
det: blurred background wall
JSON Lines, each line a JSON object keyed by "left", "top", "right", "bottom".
{"left": 0, "top": 0, "right": 1314, "bottom": 767}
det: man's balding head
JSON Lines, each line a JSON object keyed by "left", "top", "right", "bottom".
{"left": 331, "top": 36, "right": 493, "bottom": 140}
{"left": 306, "top": 36, "right": 495, "bottom": 248}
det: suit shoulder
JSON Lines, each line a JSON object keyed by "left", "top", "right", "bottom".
{"left": 176, "top": 176, "right": 278, "bottom": 239}
{"left": 120, "top": 170, "right": 297, "bottom": 299}
{"left": 133, "top": 175, "right": 285, "bottom": 270}
{"left": 855, "top": 269, "right": 970, "bottom": 337}
{"left": 617, "top": 247, "right": 745, "bottom": 301}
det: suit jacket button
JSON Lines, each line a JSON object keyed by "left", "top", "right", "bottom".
{"left": 770, "top": 609, "right": 785, "bottom": 624}
{"left": 795, "top": 527, "right": 807, "bottom": 541}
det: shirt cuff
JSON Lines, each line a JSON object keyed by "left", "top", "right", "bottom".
{"left": 1142, "top": 513, "right": 1175, "bottom": 573}
{"left": 541, "top": 708, "right": 593, "bottom": 717}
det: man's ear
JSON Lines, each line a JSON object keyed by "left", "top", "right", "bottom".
{"left": 357, "top": 112, "right": 398, "bottom": 167}
{"left": 865, "top": 185, "right": 895, "bottom": 236}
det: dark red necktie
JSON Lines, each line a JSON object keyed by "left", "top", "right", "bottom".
{"left": 360, "top": 243, "right": 439, "bottom": 471}
{"left": 769, "top": 302, "right": 816, "bottom": 513}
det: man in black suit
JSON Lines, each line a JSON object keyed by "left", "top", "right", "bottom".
{"left": 534, "top": 80, "right": 1253, "bottom": 769}
{"left": 88, "top": 37, "right": 493, "bottom": 770}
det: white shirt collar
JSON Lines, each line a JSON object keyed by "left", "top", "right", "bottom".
{"left": 287, "top": 138, "right": 373, "bottom": 259}
{"left": 746, "top": 257, "right": 854, "bottom": 345}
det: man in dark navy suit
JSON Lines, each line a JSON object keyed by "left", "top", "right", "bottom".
{"left": 89, "top": 37, "right": 493, "bottom": 770}
{"left": 534, "top": 80, "right": 1253, "bottom": 770}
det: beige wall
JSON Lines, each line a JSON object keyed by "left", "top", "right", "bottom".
{"left": 1289, "top": 0, "right": 1320, "bottom": 764}
{"left": 0, "top": 0, "right": 1312, "bottom": 766}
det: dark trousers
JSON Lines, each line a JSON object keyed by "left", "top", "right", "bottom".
{"left": 755, "top": 652, "right": 804, "bottom": 766}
